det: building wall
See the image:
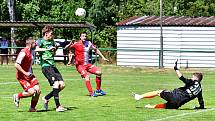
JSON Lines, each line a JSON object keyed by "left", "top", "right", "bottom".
{"left": 117, "top": 26, "right": 215, "bottom": 67}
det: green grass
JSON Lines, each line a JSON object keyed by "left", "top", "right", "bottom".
{"left": 0, "top": 64, "right": 215, "bottom": 121}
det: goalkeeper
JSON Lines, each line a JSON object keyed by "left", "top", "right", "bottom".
{"left": 133, "top": 60, "right": 205, "bottom": 109}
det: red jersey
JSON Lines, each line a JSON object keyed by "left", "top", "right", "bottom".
{"left": 70, "top": 40, "right": 96, "bottom": 65}
{"left": 16, "top": 47, "right": 33, "bottom": 80}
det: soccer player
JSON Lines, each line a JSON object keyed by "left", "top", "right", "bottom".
{"left": 133, "top": 60, "right": 204, "bottom": 109}
{"left": 35, "top": 25, "right": 66, "bottom": 112}
{"left": 65, "top": 32, "right": 109, "bottom": 97}
{"left": 13, "top": 37, "right": 40, "bottom": 112}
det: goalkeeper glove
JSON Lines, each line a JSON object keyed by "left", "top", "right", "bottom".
{"left": 174, "top": 59, "right": 179, "bottom": 70}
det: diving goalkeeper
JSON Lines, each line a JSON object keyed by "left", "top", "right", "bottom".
{"left": 133, "top": 60, "right": 205, "bottom": 109}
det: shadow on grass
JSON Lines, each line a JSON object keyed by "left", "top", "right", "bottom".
{"left": 179, "top": 107, "right": 210, "bottom": 110}
{"left": 135, "top": 106, "right": 144, "bottom": 109}
{"left": 101, "top": 105, "right": 112, "bottom": 107}
{"left": 134, "top": 107, "right": 212, "bottom": 110}
{"left": 18, "top": 106, "right": 79, "bottom": 112}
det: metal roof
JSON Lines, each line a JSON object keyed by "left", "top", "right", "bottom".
{"left": 0, "top": 21, "right": 96, "bottom": 29}
{"left": 116, "top": 16, "right": 215, "bottom": 27}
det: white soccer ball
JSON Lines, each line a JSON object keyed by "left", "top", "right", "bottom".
{"left": 75, "top": 8, "right": 86, "bottom": 17}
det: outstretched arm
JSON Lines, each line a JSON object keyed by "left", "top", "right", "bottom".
{"left": 174, "top": 60, "right": 192, "bottom": 84}
{"left": 174, "top": 59, "right": 182, "bottom": 78}
{"left": 35, "top": 46, "right": 50, "bottom": 52}
{"left": 194, "top": 92, "right": 205, "bottom": 109}
{"left": 95, "top": 48, "right": 109, "bottom": 62}
{"left": 64, "top": 41, "right": 74, "bottom": 50}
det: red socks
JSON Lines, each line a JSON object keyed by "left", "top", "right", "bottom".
{"left": 154, "top": 103, "right": 166, "bottom": 108}
{"left": 18, "top": 93, "right": 23, "bottom": 99}
{"left": 96, "top": 76, "right": 101, "bottom": 90}
{"left": 85, "top": 81, "right": 93, "bottom": 95}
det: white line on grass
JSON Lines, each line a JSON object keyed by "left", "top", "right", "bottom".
{"left": 0, "top": 96, "right": 12, "bottom": 99}
{"left": 0, "top": 82, "right": 18, "bottom": 85}
{"left": 149, "top": 108, "right": 215, "bottom": 121}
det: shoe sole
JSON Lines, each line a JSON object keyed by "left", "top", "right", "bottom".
{"left": 42, "top": 96, "right": 49, "bottom": 110}
{"left": 13, "top": 94, "right": 19, "bottom": 108}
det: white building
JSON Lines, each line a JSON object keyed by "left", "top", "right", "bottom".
{"left": 116, "top": 16, "right": 215, "bottom": 68}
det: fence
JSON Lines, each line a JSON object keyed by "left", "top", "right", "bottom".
{"left": 1, "top": 47, "right": 215, "bottom": 68}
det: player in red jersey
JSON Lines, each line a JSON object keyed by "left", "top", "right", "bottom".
{"left": 65, "top": 32, "right": 109, "bottom": 97}
{"left": 13, "top": 37, "right": 41, "bottom": 112}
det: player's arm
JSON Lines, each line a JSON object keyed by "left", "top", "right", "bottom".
{"left": 52, "top": 41, "right": 60, "bottom": 53}
{"left": 174, "top": 60, "right": 192, "bottom": 84}
{"left": 64, "top": 41, "right": 74, "bottom": 50}
{"left": 174, "top": 59, "right": 182, "bottom": 77}
{"left": 94, "top": 48, "right": 109, "bottom": 61}
{"left": 195, "top": 91, "right": 205, "bottom": 109}
{"left": 15, "top": 52, "right": 32, "bottom": 77}
{"left": 35, "top": 40, "right": 49, "bottom": 52}
{"left": 91, "top": 44, "right": 109, "bottom": 62}
{"left": 35, "top": 46, "right": 49, "bottom": 52}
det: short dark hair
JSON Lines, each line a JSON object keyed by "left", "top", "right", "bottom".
{"left": 80, "top": 32, "right": 87, "bottom": 37}
{"left": 193, "top": 72, "right": 203, "bottom": 82}
{"left": 26, "top": 37, "right": 34, "bottom": 45}
{"left": 42, "top": 25, "right": 54, "bottom": 36}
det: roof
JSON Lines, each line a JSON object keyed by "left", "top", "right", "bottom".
{"left": 116, "top": 16, "right": 215, "bottom": 27}
{"left": 0, "top": 21, "right": 96, "bottom": 29}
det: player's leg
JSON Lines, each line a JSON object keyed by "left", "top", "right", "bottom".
{"left": 53, "top": 67, "right": 65, "bottom": 91}
{"left": 59, "top": 81, "right": 65, "bottom": 91}
{"left": 29, "top": 85, "right": 41, "bottom": 112}
{"left": 84, "top": 74, "right": 96, "bottom": 97}
{"left": 88, "top": 64, "right": 106, "bottom": 96}
{"left": 67, "top": 52, "right": 73, "bottom": 65}
{"left": 13, "top": 88, "right": 36, "bottom": 108}
{"left": 13, "top": 79, "right": 38, "bottom": 107}
{"left": 41, "top": 66, "right": 56, "bottom": 110}
{"left": 51, "top": 81, "right": 66, "bottom": 112}
{"left": 51, "top": 67, "right": 67, "bottom": 112}
{"left": 77, "top": 65, "right": 97, "bottom": 97}
{"left": 134, "top": 90, "right": 163, "bottom": 101}
{"left": 145, "top": 103, "right": 166, "bottom": 109}
{"left": 52, "top": 81, "right": 62, "bottom": 110}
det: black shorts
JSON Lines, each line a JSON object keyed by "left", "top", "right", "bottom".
{"left": 160, "top": 90, "right": 180, "bottom": 109}
{"left": 42, "top": 66, "right": 64, "bottom": 86}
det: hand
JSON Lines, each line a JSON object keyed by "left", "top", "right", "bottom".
{"left": 25, "top": 72, "right": 33, "bottom": 77}
{"left": 174, "top": 59, "right": 179, "bottom": 70}
{"left": 47, "top": 46, "right": 56, "bottom": 52}
{"left": 55, "top": 43, "right": 60, "bottom": 47}
{"left": 102, "top": 57, "right": 109, "bottom": 62}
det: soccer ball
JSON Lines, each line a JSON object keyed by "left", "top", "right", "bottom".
{"left": 75, "top": 8, "right": 86, "bottom": 17}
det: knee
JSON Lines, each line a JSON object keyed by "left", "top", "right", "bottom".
{"left": 157, "top": 90, "right": 163, "bottom": 96}
{"left": 36, "top": 89, "right": 41, "bottom": 95}
{"left": 60, "top": 83, "right": 65, "bottom": 90}
{"left": 28, "top": 89, "right": 36, "bottom": 96}
{"left": 53, "top": 81, "right": 60, "bottom": 88}
{"left": 84, "top": 75, "right": 90, "bottom": 81}
{"left": 96, "top": 71, "right": 102, "bottom": 76}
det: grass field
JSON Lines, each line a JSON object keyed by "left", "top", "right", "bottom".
{"left": 0, "top": 64, "right": 215, "bottom": 121}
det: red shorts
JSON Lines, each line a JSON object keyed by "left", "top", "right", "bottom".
{"left": 17, "top": 75, "right": 39, "bottom": 91}
{"left": 76, "top": 63, "right": 99, "bottom": 78}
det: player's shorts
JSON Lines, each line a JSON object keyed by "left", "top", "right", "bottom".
{"left": 76, "top": 63, "right": 99, "bottom": 78}
{"left": 42, "top": 66, "right": 64, "bottom": 86}
{"left": 160, "top": 90, "right": 180, "bottom": 109}
{"left": 17, "top": 75, "right": 39, "bottom": 91}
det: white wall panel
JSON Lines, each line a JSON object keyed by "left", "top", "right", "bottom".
{"left": 117, "top": 26, "right": 215, "bottom": 67}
